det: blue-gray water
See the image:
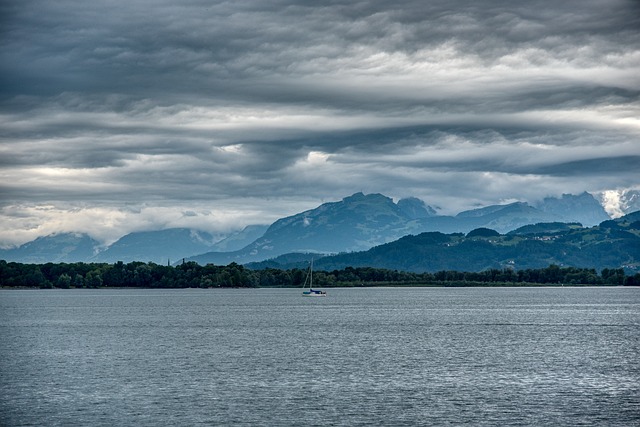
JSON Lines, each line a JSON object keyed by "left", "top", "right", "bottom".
{"left": 1, "top": 287, "right": 639, "bottom": 426}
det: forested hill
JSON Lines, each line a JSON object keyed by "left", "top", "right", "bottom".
{"left": 253, "top": 212, "right": 640, "bottom": 273}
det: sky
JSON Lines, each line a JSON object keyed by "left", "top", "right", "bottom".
{"left": 1, "top": 0, "right": 639, "bottom": 247}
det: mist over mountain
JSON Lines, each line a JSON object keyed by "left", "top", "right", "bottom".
{"left": 0, "top": 192, "right": 620, "bottom": 265}
{"left": 206, "top": 225, "right": 270, "bottom": 252}
{"left": 620, "top": 191, "right": 640, "bottom": 214}
{"left": 597, "top": 190, "right": 640, "bottom": 218}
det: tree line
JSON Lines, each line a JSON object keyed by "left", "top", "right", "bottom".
{"left": 1, "top": 260, "right": 638, "bottom": 288}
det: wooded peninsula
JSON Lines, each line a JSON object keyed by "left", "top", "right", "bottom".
{"left": 1, "top": 260, "right": 638, "bottom": 288}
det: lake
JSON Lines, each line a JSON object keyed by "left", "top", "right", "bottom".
{"left": 1, "top": 287, "right": 639, "bottom": 426}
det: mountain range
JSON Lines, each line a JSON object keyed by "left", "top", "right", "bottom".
{"left": 248, "top": 212, "right": 640, "bottom": 274}
{"left": 0, "top": 191, "right": 631, "bottom": 266}
{"left": 185, "top": 192, "right": 610, "bottom": 265}
{"left": 0, "top": 225, "right": 268, "bottom": 265}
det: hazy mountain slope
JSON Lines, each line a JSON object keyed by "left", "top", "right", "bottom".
{"left": 188, "top": 193, "right": 420, "bottom": 264}
{"left": 188, "top": 193, "right": 618, "bottom": 265}
{"left": 91, "top": 228, "right": 220, "bottom": 264}
{"left": 454, "top": 202, "right": 561, "bottom": 233}
{"left": 397, "top": 197, "right": 437, "bottom": 219}
{"left": 536, "top": 192, "right": 609, "bottom": 226}
{"left": 0, "top": 233, "right": 100, "bottom": 263}
{"left": 208, "top": 225, "right": 269, "bottom": 252}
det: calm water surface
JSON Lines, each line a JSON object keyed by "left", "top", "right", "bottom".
{"left": 1, "top": 287, "right": 639, "bottom": 426}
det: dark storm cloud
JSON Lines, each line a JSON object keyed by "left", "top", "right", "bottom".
{"left": 0, "top": 0, "right": 639, "bottom": 245}
{"left": 537, "top": 156, "right": 640, "bottom": 177}
{"left": 3, "top": 1, "right": 637, "bottom": 98}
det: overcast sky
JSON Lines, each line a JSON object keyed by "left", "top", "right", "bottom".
{"left": 1, "top": 0, "right": 639, "bottom": 247}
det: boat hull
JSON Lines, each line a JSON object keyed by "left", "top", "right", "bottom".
{"left": 302, "top": 291, "right": 327, "bottom": 297}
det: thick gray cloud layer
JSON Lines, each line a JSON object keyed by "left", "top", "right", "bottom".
{"left": 1, "top": 0, "right": 639, "bottom": 245}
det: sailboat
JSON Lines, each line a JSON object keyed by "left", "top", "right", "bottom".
{"left": 302, "top": 259, "right": 326, "bottom": 297}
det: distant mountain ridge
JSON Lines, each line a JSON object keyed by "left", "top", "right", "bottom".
{"left": 0, "top": 192, "right": 613, "bottom": 264}
{"left": 88, "top": 225, "right": 270, "bottom": 264}
{"left": 188, "top": 192, "right": 413, "bottom": 265}
{"left": 0, "top": 233, "right": 101, "bottom": 264}
{"left": 91, "top": 228, "right": 219, "bottom": 264}
{"left": 535, "top": 192, "right": 610, "bottom": 226}
{"left": 187, "top": 192, "right": 610, "bottom": 265}
{"left": 0, "top": 225, "right": 267, "bottom": 265}
{"left": 248, "top": 211, "right": 640, "bottom": 274}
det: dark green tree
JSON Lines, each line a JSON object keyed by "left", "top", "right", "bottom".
{"left": 85, "top": 270, "right": 103, "bottom": 288}
{"left": 56, "top": 273, "right": 71, "bottom": 289}
{"left": 72, "top": 273, "right": 84, "bottom": 288}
